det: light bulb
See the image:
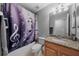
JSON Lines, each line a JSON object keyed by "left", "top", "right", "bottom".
{"left": 64, "top": 7, "right": 68, "bottom": 11}
{"left": 52, "top": 8, "right": 57, "bottom": 15}
{"left": 53, "top": 11, "right": 56, "bottom": 15}
{"left": 58, "top": 9, "right": 62, "bottom": 13}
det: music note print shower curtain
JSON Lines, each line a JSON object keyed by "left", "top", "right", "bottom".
{"left": 2, "top": 3, "right": 38, "bottom": 53}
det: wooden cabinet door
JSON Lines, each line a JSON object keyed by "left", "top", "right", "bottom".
{"left": 45, "top": 47, "right": 57, "bottom": 56}
{"left": 60, "top": 51, "right": 70, "bottom": 56}
{"left": 44, "top": 40, "right": 79, "bottom": 56}
{"left": 60, "top": 46, "right": 79, "bottom": 56}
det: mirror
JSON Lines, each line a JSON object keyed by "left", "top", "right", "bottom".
{"left": 49, "top": 3, "right": 78, "bottom": 40}
{"left": 49, "top": 4, "right": 70, "bottom": 37}
{"left": 76, "top": 4, "right": 79, "bottom": 40}
{"left": 49, "top": 11, "right": 68, "bottom": 36}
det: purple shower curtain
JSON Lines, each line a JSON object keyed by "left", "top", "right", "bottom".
{"left": 2, "top": 3, "right": 38, "bottom": 53}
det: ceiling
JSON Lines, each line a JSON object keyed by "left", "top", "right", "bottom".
{"left": 19, "top": 3, "right": 51, "bottom": 13}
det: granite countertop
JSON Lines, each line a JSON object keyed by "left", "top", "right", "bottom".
{"left": 45, "top": 36, "right": 79, "bottom": 50}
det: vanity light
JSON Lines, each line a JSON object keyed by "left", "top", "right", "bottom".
{"left": 64, "top": 7, "right": 68, "bottom": 11}
{"left": 52, "top": 8, "right": 57, "bottom": 15}
{"left": 52, "top": 4, "right": 71, "bottom": 15}
{"left": 65, "top": 3, "right": 72, "bottom": 7}
{"left": 63, "top": 4, "right": 70, "bottom": 11}
{"left": 57, "top": 7, "right": 62, "bottom": 13}
{"left": 57, "top": 5, "right": 62, "bottom": 13}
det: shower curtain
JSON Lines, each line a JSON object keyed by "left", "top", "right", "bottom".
{"left": 2, "top": 3, "right": 38, "bottom": 53}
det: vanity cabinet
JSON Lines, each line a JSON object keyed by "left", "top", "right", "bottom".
{"left": 45, "top": 47, "right": 57, "bottom": 56}
{"left": 59, "top": 45, "right": 79, "bottom": 56}
{"left": 44, "top": 41, "right": 79, "bottom": 56}
{"left": 45, "top": 41, "right": 58, "bottom": 56}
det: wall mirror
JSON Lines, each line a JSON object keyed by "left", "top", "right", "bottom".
{"left": 49, "top": 3, "right": 79, "bottom": 40}
{"left": 76, "top": 4, "right": 79, "bottom": 40}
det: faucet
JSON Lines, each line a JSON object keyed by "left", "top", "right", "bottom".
{"left": 71, "top": 34, "right": 77, "bottom": 41}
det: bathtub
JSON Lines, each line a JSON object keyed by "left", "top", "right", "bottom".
{"left": 7, "top": 42, "right": 35, "bottom": 56}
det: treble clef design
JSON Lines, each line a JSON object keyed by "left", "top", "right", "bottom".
{"left": 10, "top": 24, "right": 20, "bottom": 47}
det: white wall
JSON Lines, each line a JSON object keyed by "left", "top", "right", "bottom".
{"left": 37, "top": 3, "right": 58, "bottom": 37}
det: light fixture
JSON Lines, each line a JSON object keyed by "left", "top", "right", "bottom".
{"left": 52, "top": 8, "right": 57, "bottom": 15}
{"left": 64, "top": 7, "right": 68, "bottom": 11}
{"left": 65, "top": 3, "right": 72, "bottom": 6}
{"left": 52, "top": 3, "right": 71, "bottom": 15}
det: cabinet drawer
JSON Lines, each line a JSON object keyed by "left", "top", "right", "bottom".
{"left": 45, "top": 47, "right": 57, "bottom": 56}
{"left": 45, "top": 41, "right": 58, "bottom": 50}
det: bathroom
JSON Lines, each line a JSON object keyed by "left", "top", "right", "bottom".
{"left": 0, "top": 3, "right": 79, "bottom": 56}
